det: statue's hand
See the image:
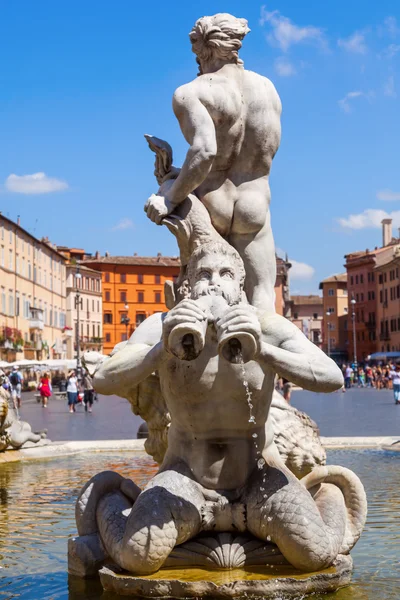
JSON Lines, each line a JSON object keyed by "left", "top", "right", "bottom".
{"left": 216, "top": 305, "right": 262, "bottom": 352}
{"left": 144, "top": 193, "right": 176, "bottom": 225}
{"left": 162, "top": 299, "right": 207, "bottom": 352}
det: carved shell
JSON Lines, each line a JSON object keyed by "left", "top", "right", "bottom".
{"left": 165, "top": 533, "right": 286, "bottom": 569}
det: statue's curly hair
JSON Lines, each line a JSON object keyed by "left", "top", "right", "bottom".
{"left": 189, "top": 13, "right": 250, "bottom": 66}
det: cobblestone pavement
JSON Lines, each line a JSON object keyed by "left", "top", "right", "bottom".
{"left": 292, "top": 387, "right": 400, "bottom": 437}
{"left": 16, "top": 391, "right": 144, "bottom": 442}
{"left": 15, "top": 387, "right": 400, "bottom": 443}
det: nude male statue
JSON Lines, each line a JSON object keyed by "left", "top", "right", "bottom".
{"left": 88, "top": 242, "right": 347, "bottom": 574}
{"left": 144, "top": 14, "right": 281, "bottom": 312}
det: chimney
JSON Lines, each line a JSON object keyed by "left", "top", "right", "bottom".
{"left": 105, "top": 251, "right": 110, "bottom": 257}
{"left": 95, "top": 250, "right": 100, "bottom": 259}
{"left": 17, "top": 215, "right": 20, "bottom": 226}
{"left": 382, "top": 218, "right": 392, "bottom": 247}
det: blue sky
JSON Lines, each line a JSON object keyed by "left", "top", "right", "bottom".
{"left": 0, "top": 1, "right": 399, "bottom": 294}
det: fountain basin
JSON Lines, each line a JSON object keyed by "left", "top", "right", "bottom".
{"left": 100, "top": 556, "right": 352, "bottom": 598}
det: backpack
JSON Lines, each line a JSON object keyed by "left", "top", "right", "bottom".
{"left": 10, "top": 373, "right": 19, "bottom": 386}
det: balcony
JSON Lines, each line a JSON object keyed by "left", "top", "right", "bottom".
{"left": 379, "top": 332, "right": 390, "bottom": 341}
{"left": 365, "top": 321, "right": 376, "bottom": 329}
{"left": 29, "top": 307, "right": 44, "bottom": 331}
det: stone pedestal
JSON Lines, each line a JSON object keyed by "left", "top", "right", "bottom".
{"left": 99, "top": 554, "right": 353, "bottom": 598}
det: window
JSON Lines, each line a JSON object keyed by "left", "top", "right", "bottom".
{"left": 105, "top": 272, "right": 110, "bottom": 283}
{"left": 355, "top": 275, "right": 359, "bottom": 284}
{"left": 350, "top": 276, "right": 354, "bottom": 285}
{"left": 328, "top": 307, "right": 335, "bottom": 314}
{"left": 97, "top": 300, "right": 100, "bottom": 312}
{"left": 313, "top": 313, "right": 318, "bottom": 319}
{"left": 155, "top": 291, "right": 161, "bottom": 303}
{"left": 120, "top": 273, "right": 126, "bottom": 283}
{"left": 9, "top": 249, "right": 12, "bottom": 270}
{"left": 343, "top": 289, "right": 348, "bottom": 296}
{"left": 136, "top": 312, "right": 146, "bottom": 325}
{"left": 360, "top": 293, "right": 364, "bottom": 301}
{"left": 104, "top": 313, "right": 113, "bottom": 324}
{"left": 379, "top": 274, "right": 383, "bottom": 284}
{"left": 138, "top": 274, "right": 143, "bottom": 284}
{"left": 155, "top": 274, "right": 161, "bottom": 284}
{"left": 8, "top": 294, "right": 14, "bottom": 316}
{"left": 121, "top": 332, "right": 127, "bottom": 341}
{"left": 120, "top": 291, "right": 127, "bottom": 303}
{"left": 294, "top": 312, "right": 298, "bottom": 319}
{"left": 328, "top": 288, "right": 334, "bottom": 296}
{"left": 105, "top": 333, "right": 111, "bottom": 343}
{"left": 360, "top": 274, "right": 363, "bottom": 283}
{"left": 344, "top": 306, "right": 348, "bottom": 313}
{"left": 105, "top": 291, "right": 110, "bottom": 302}
{"left": 138, "top": 291, "right": 144, "bottom": 303}
{"left": 371, "top": 272, "right": 375, "bottom": 282}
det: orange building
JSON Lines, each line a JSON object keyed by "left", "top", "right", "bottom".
{"left": 319, "top": 273, "right": 348, "bottom": 361}
{"left": 83, "top": 254, "right": 180, "bottom": 354}
{"left": 374, "top": 245, "right": 400, "bottom": 353}
{"left": 275, "top": 256, "right": 291, "bottom": 317}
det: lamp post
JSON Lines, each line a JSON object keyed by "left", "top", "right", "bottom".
{"left": 75, "top": 267, "right": 82, "bottom": 379}
{"left": 326, "top": 310, "right": 331, "bottom": 357}
{"left": 121, "top": 303, "right": 130, "bottom": 340}
{"left": 351, "top": 297, "right": 357, "bottom": 369}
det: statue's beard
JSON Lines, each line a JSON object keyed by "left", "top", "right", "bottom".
{"left": 191, "top": 286, "right": 239, "bottom": 306}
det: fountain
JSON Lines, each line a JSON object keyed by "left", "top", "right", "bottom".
{"left": 68, "top": 13, "right": 367, "bottom": 598}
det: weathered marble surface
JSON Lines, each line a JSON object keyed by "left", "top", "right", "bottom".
{"left": 71, "top": 12, "right": 366, "bottom": 586}
{"left": 0, "top": 371, "right": 48, "bottom": 450}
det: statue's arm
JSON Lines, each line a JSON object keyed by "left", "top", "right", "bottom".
{"left": 92, "top": 341, "right": 167, "bottom": 397}
{"left": 258, "top": 317, "right": 343, "bottom": 393}
{"left": 166, "top": 85, "right": 217, "bottom": 206}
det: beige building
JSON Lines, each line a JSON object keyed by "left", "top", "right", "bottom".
{"left": 319, "top": 273, "right": 348, "bottom": 361}
{"left": 65, "top": 263, "right": 103, "bottom": 358}
{"left": 289, "top": 295, "right": 323, "bottom": 347}
{"left": 0, "top": 215, "right": 67, "bottom": 362}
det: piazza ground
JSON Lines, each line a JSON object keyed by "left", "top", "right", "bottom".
{"left": 14, "top": 387, "right": 400, "bottom": 442}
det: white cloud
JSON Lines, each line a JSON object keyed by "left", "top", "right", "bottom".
{"left": 5, "top": 172, "right": 68, "bottom": 194}
{"left": 384, "top": 16, "right": 399, "bottom": 38}
{"left": 383, "top": 43, "right": 400, "bottom": 59}
{"left": 337, "top": 208, "right": 400, "bottom": 230}
{"left": 377, "top": 189, "right": 400, "bottom": 201}
{"left": 274, "top": 57, "right": 296, "bottom": 76}
{"left": 338, "top": 31, "right": 367, "bottom": 54}
{"left": 260, "top": 7, "right": 326, "bottom": 52}
{"left": 338, "top": 90, "right": 374, "bottom": 113}
{"left": 290, "top": 259, "right": 315, "bottom": 280}
{"left": 384, "top": 75, "right": 396, "bottom": 97}
{"left": 111, "top": 218, "right": 134, "bottom": 231}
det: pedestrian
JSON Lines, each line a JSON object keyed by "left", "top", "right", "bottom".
{"left": 390, "top": 363, "right": 400, "bottom": 405}
{"left": 344, "top": 364, "right": 353, "bottom": 389}
{"left": 37, "top": 372, "right": 52, "bottom": 407}
{"left": 82, "top": 370, "right": 95, "bottom": 413}
{"left": 67, "top": 371, "right": 78, "bottom": 413}
{"left": 9, "top": 366, "right": 23, "bottom": 409}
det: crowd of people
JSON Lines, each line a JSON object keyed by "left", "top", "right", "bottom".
{"left": 1, "top": 367, "right": 96, "bottom": 413}
{"left": 342, "top": 362, "right": 400, "bottom": 404}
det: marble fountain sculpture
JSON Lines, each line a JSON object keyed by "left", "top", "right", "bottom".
{"left": 69, "top": 13, "right": 367, "bottom": 598}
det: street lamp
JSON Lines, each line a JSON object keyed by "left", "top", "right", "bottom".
{"left": 75, "top": 267, "right": 82, "bottom": 379}
{"left": 326, "top": 310, "right": 331, "bottom": 357}
{"left": 121, "top": 303, "right": 130, "bottom": 340}
{"left": 351, "top": 297, "right": 357, "bottom": 369}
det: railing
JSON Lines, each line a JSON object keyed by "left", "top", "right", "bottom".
{"left": 29, "top": 318, "right": 44, "bottom": 331}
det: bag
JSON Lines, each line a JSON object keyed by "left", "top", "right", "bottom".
{"left": 10, "top": 373, "right": 19, "bottom": 386}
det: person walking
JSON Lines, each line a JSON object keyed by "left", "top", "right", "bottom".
{"left": 9, "top": 366, "right": 23, "bottom": 410}
{"left": 81, "top": 370, "right": 95, "bottom": 413}
{"left": 390, "top": 363, "right": 400, "bottom": 405}
{"left": 67, "top": 371, "right": 78, "bottom": 413}
{"left": 344, "top": 364, "right": 353, "bottom": 389}
{"left": 38, "top": 372, "right": 52, "bottom": 407}
{"left": 282, "top": 378, "right": 292, "bottom": 403}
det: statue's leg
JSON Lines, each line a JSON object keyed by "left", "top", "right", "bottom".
{"left": 229, "top": 215, "right": 276, "bottom": 312}
{"left": 244, "top": 460, "right": 346, "bottom": 572}
{"left": 98, "top": 467, "right": 205, "bottom": 574}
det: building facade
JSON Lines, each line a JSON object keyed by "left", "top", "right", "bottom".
{"left": 57, "top": 247, "right": 103, "bottom": 359}
{"left": 344, "top": 220, "right": 398, "bottom": 361}
{"left": 319, "top": 273, "right": 348, "bottom": 362}
{"left": 374, "top": 244, "right": 400, "bottom": 353}
{"left": 289, "top": 295, "right": 323, "bottom": 346}
{"left": 83, "top": 254, "right": 180, "bottom": 354}
{"left": 0, "top": 215, "right": 67, "bottom": 362}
